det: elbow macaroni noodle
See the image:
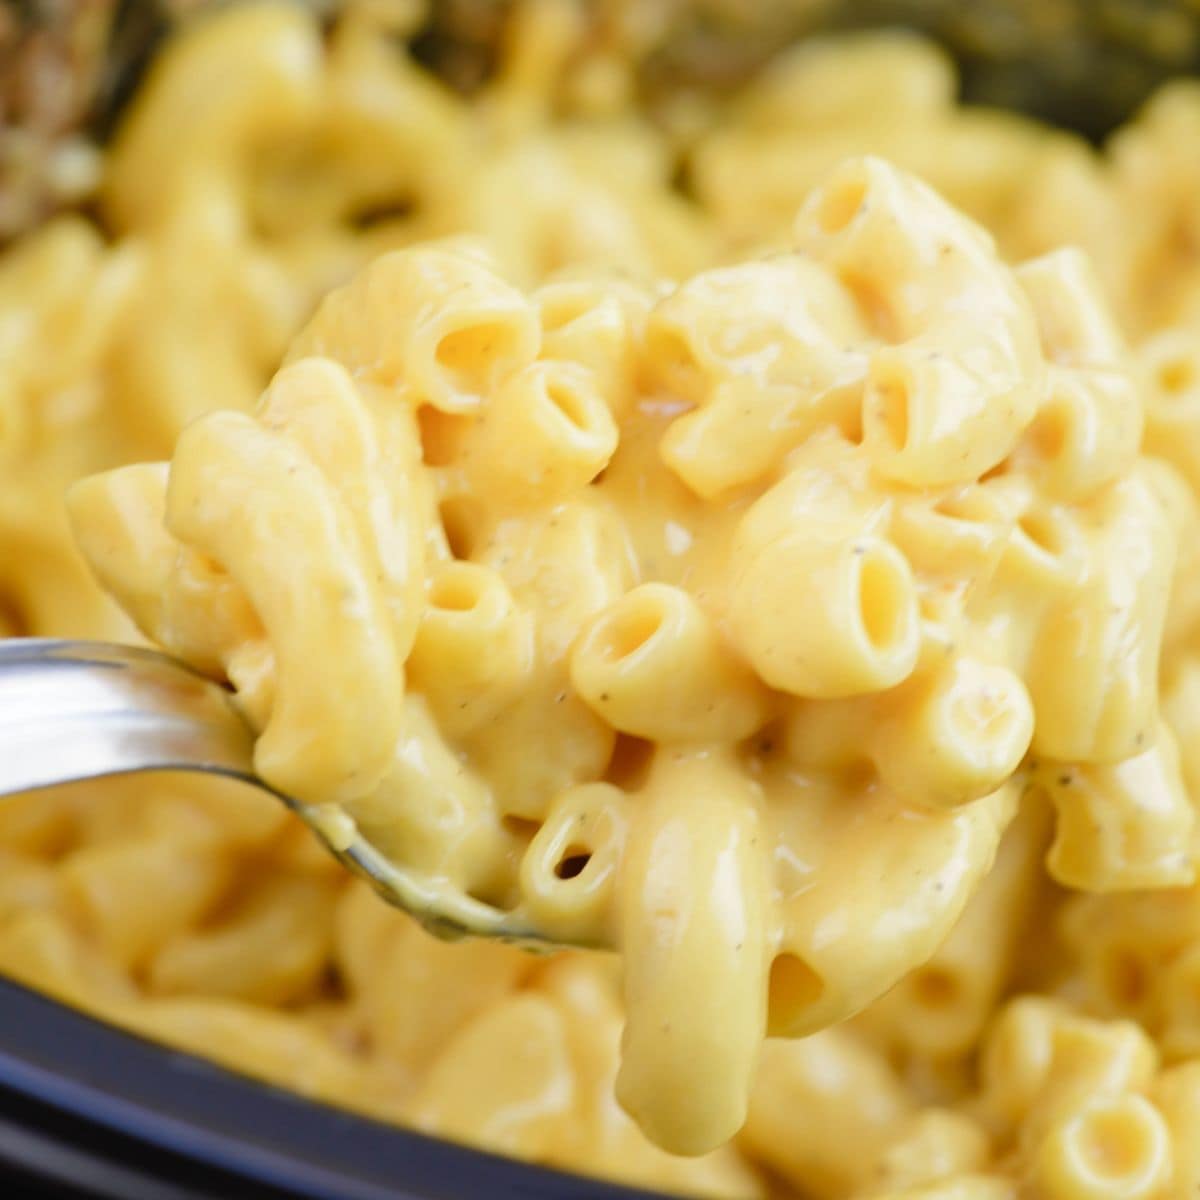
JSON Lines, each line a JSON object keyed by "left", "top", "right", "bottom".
{"left": 6, "top": 1, "right": 1200, "bottom": 1194}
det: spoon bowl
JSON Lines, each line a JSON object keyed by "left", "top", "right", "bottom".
{"left": 0, "top": 639, "right": 553, "bottom": 947}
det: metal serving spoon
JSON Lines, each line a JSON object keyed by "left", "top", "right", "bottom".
{"left": 0, "top": 638, "right": 549, "bottom": 946}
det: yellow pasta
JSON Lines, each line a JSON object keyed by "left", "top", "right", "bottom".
{"left": 406, "top": 991, "right": 578, "bottom": 1160}
{"left": 520, "top": 782, "right": 628, "bottom": 945}
{"left": 570, "top": 583, "right": 767, "bottom": 742}
{"left": 871, "top": 1111, "right": 993, "bottom": 1194}
{"left": 740, "top": 1030, "right": 915, "bottom": 1198}
{"left": 616, "top": 747, "right": 770, "bottom": 1153}
{"left": 333, "top": 879, "right": 532, "bottom": 1076}
{"left": 147, "top": 871, "right": 339, "bottom": 1006}
{"left": 1036, "top": 724, "right": 1195, "bottom": 892}
{"left": 9, "top": 1, "right": 1200, "bottom": 1195}
{"left": 1029, "top": 1093, "right": 1173, "bottom": 1199}
{"left": 407, "top": 561, "right": 534, "bottom": 736}
{"left": 795, "top": 157, "right": 1044, "bottom": 488}
{"left": 1151, "top": 1062, "right": 1200, "bottom": 1192}
{"left": 60, "top": 833, "right": 233, "bottom": 971}
{"left": 69, "top": 127, "right": 1180, "bottom": 1154}
{"left": 853, "top": 800, "right": 1048, "bottom": 1063}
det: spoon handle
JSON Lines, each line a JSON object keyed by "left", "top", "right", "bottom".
{"left": 0, "top": 638, "right": 258, "bottom": 797}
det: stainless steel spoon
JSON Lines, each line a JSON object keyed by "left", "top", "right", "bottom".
{"left": 0, "top": 638, "right": 548, "bottom": 946}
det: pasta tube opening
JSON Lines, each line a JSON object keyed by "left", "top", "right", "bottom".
{"left": 731, "top": 532, "right": 919, "bottom": 698}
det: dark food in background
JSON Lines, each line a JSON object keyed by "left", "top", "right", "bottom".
{"left": 0, "top": 0, "right": 111, "bottom": 239}
{"left": 0, "top": 0, "right": 246, "bottom": 240}
{"left": 838, "top": 0, "right": 1200, "bottom": 140}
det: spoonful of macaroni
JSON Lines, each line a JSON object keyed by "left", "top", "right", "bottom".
{"left": 8, "top": 156, "right": 1188, "bottom": 1158}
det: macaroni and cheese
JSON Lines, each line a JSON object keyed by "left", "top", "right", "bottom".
{"left": 5, "top": 3, "right": 1200, "bottom": 1197}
